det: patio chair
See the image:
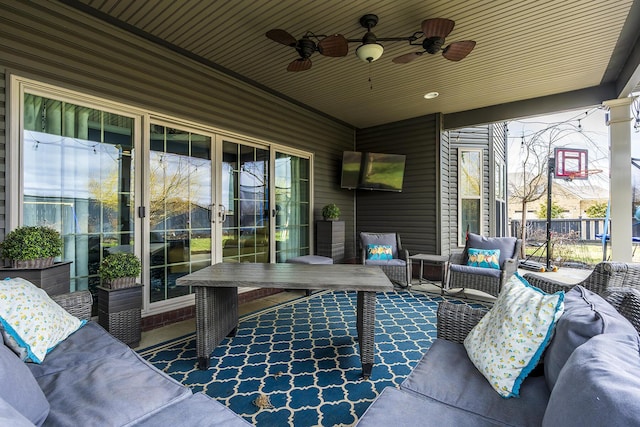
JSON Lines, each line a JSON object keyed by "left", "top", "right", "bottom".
{"left": 359, "top": 232, "right": 411, "bottom": 287}
{"left": 524, "top": 261, "right": 640, "bottom": 296}
{"left": 444, "top": 233, "right": 522, "bottom": 297}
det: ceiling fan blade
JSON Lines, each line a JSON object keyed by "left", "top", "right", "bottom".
{"left": 392, "top": 52, "right": 423, "bottom": 64}
{"left": 442, "top": 40, "right": 476, "bottom": 61}
{"left": 421, "top": 18, "right": 455, "bottom": 38}
{"left": 318, "top": 34, "right": 348, "bottom": 57}
{"left": 287, "top": 58, "right": 312, "bottom": 72}
{"left": 266, "top": 29, "right": 297, "bottom": 46}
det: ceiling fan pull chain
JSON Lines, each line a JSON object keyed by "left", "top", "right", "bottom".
{"left": 369, "top": 62, "right": 373, "bottom": 90}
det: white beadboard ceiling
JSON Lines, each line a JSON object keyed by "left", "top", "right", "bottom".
{"left": 71, "top": 0, "right": 639, "bottom": 128}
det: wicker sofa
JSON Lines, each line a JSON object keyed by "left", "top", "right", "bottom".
{"left": 1, "top": 290, "right": 250, "bottom": 427}
{"left": 356, "top": 262, "right": 640, "bottom": 427}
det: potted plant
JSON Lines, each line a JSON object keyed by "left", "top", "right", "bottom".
{"left": 98, "top": 252, "right": 141, "bottom": 289}
{"left": 321, "top": 203, "right": 341, "bottom": 221}
{"left": 0, "top": 226, "right": 63, "bottom": 268}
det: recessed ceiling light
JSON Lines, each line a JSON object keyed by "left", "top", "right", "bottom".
{"left": 424, "top": 92, "right": 439, "bottom": 99}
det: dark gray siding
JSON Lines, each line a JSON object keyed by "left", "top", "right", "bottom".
{"left": 355, "top": 114, "right": 441, "bottom": 256}
{"left": 0, "top": 0, "right": 357, "bottom": 257}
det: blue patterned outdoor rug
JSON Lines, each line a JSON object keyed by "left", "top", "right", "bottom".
{"left": 140, "top": 290, "right": 488, "bottom": 426}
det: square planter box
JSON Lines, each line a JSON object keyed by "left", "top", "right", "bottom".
{"left": 97, "top": 284, "right": 143, "bottom": 347}
{"left": 0, "top": 261, "right": 72, "bottom": 295}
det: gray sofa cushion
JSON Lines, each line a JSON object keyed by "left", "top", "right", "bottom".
{"left": 356, "top": 387, "right": 503, "bottom": 427}
{"left": 401, "top": 339, "right": 549, "bottom": 427}
{"left": 133, "top": 392, "right": 251, "bottom": 426}
{"left": 365, "top": 258, "right": 406, "bottom": 266}
{"left": 0, "top": 342, "right": 49, "bottom": 426}
{"left": 544, "top": 285, "right": 637, "bottom": 390}
{"left": 542, "top": 333, "right": 640, "bottom": 427}
{"left": 466, "top": 233, "right": 517, "bottom": 266}
{"left": 0, "top": 397, "right": 37, "bottom": 427}
{"left": 360, "top": 233, "right": 399, "bottom": 258}
{"left": 29, "top": 322, "right": 192, "bottom": 427}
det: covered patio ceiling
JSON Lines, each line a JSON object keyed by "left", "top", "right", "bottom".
{"left": 65, "top": 0, "right": 640, "bottom": 129}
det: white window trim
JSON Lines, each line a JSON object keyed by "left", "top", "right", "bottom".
{"left": 458, "top": 148, "right": 483, "bottom": 246}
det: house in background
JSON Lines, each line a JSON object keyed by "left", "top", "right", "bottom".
{"left": 1, "top": 0, "right": 638, "bottom": 326}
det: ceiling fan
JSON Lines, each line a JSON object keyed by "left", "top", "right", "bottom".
{"left": 265, "top": 29, "right": 348, "bottom": 72}
{"left": 392, "top": 18, "right": 476, "bottom": 64}
{"left": 266, "top": 14, "right": 476, "bottom": 71}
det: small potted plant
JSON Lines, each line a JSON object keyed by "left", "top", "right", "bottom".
{"left": 0, "top": 226, "right": 63, "bottom": 268}
{"left": 321, "top": 203, "right": 341, "bottom": 221}
{"left": 98, "top": 252, "right": 141, "bottom": 289}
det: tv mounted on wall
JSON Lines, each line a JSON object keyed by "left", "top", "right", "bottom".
{"left": 340, "top": 151, "right": 406, "bottom": 192}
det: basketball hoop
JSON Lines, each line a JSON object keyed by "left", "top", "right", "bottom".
{"left": 554, "top": 148, "right": 589, "bottom": 180}
{"left": 564, "top": 168, "right": 603, "bottom": 182}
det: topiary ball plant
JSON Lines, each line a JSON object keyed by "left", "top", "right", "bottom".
{"left": 321, "top": 203, "right": 341, "bottom": 221}
{"left": 0, "top": 226, "right": 63, "bottom": 268}
{"left": 98, "top": 252, "right": 141, "bottom": 289}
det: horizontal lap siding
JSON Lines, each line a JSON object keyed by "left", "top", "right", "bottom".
{"left": 0, "top": 0, "right": 357, "bottom": 257}
{"left": 355, "top": 114, "right": 441, "bottom": 256}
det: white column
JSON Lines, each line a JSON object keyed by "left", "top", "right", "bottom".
{"left": 603, "top": 97, "right": 634, "bottom": 262}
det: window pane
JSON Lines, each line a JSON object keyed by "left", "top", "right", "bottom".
{"left": 22, "top": 94, "right": 134, "bottom": 294}
{"left": 460, "top": 150, "right": 481, "bottom": 197}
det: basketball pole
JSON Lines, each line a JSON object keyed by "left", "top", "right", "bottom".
{"left": 546, "top": 157, "right": 554, "bottom": 271}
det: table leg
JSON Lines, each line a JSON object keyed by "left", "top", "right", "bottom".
{"left": 357, "top": 290, "right": 376, "bottom": 380}
{"left": 194, "top": 286, "right": 239, "bottom": 370}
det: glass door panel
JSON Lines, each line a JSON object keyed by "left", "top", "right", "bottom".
{"left": 22, "top": 94, "right": 135, "bottom": 293}
{"left": 275, "top": 152, "right": 310, "bottom": 262}
{"left": 221, "top": 140, "right": 270, "bottom": 263}
{"left": 149, "top": 125, "right": 212, "bottom": 303}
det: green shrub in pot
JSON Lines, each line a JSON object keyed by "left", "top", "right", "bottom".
{"left": 0, "top": 226, "right": 63, "bottom": 268}
{"left": 321, "top": 203, "right": 341, "bottom": 221}
{"left": 98, "top": 252, "right": 141, "bottom": 288}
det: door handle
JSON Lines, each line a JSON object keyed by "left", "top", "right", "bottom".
{"left": 218, "top": 204, "right": 227, "bottom": 223}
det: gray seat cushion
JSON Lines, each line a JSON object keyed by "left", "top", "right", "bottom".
{"left": 543, "top": 285, "right": 638, "bottom": 390}
{"left": 542, "top": 333, "right": 640, "bottom": 427}
{"left": 133, "top": 392, "right": 251, "bottom": 426}
{"left": 401, "top": 339, "right": 549, "bottom": 427}
{"left": 0, "top": 342, "right": 49, "bottom": 426}
{"left": 466, "top": 234, "right": 517, "bottom": 266}
{"left": 356, "top": 387, "right": 504, "bottom": 427}
{"left": 449, "top": 264, "right": 502, "bottom": 279}
{"left": 365, "top": 259, "right": 406, "bottom": 266}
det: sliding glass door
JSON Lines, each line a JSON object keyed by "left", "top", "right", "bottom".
{"left": 148, "top": 124, "right": 213, "bottom": 303}
{"left": 220, "top": 139, "right": 270, "bottom": 263}
{"left": 274, "top": 151, "right": 311, "bottom": 262}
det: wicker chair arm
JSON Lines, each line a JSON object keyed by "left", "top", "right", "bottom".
{"left": 399, "top": 248, "right": 409, "bottom": 261}
{"left": 51, "top": 290, "right": 93, "bottom": 321}
{"left": 437, "top": 301, "right": 488, "bottom": 344}
{"left": 522, "top": 273, "right": 575, "bottom": 294}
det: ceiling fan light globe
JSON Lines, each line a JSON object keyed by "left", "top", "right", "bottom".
{"left": 356, "top": 43, "right": 384, "bottom": 63}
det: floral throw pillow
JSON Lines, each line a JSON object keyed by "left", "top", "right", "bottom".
{"left": 467, "top": 248, "right": 501, "bottom": 269}
{"left": 464, "top": 274, "right": 565, "bottom": 398}
{"left": 367, "top": 244, "right": 393, "bottom": 260}
{"left": 0, "top": 277, "right": 86, "bottom": 363}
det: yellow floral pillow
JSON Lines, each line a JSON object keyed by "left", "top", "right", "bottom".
{"left": 464, "top": 274, "right": 565, "bottom": 397}
{"left": 0, "top": 277, "right": 86, "bottom": 363}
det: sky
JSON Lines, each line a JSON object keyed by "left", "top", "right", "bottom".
{"left": 506, "top": 98, "right": 640, "bottom": 197}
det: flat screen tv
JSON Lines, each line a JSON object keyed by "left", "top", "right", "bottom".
{"left": 340, "top": 151, "right": 363, "bottom": 189}
{"left": 359, "top": 152, "right": 406, "bottom": 192}
{"left": 340, "top": 151, "right": 406, "bottom": 192}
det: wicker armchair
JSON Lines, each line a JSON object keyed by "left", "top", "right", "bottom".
{"left": 444, "top": 233, "right": 522, "bottom": 297}
{"left": 359, "top": 232, "right": 411, "bottom": 287}
{"left": 524, "top": 261, "right": 640, "bottom": 295}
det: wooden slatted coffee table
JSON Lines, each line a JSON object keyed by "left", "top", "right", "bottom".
{"left": 176, "top": 262, "right": 394, "bottom": 379}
